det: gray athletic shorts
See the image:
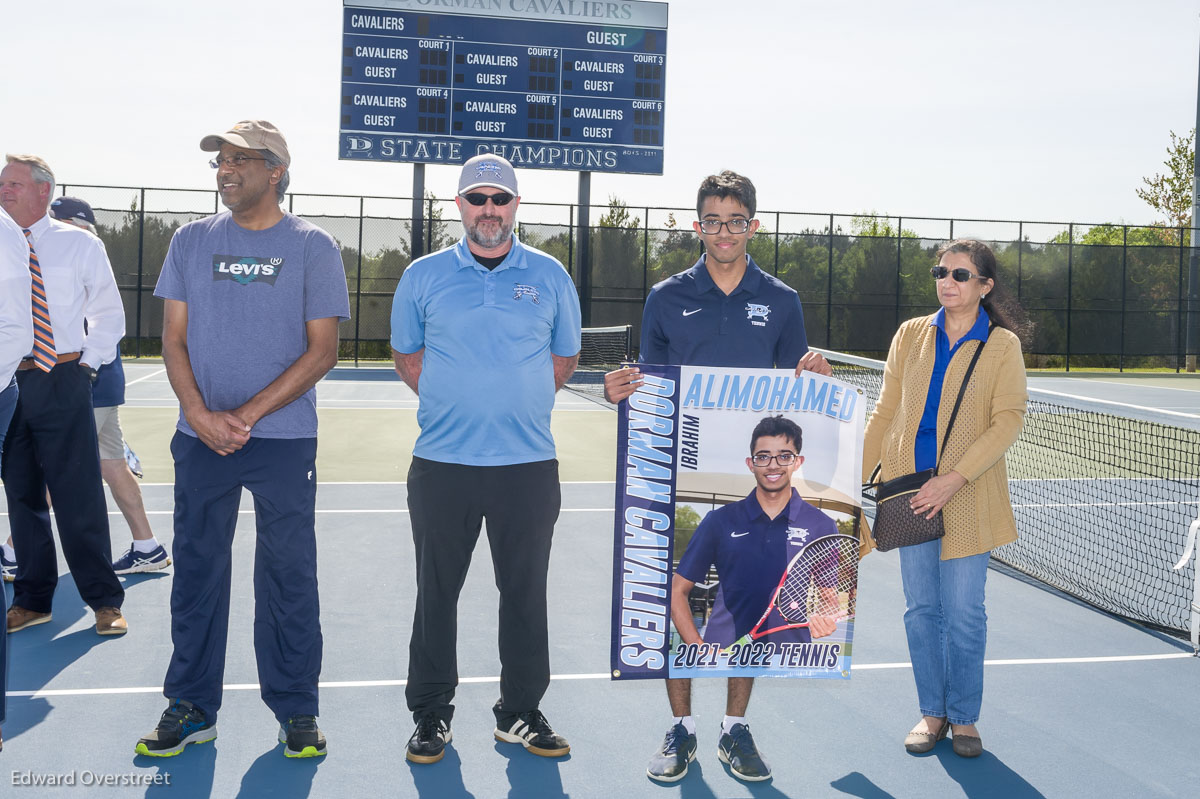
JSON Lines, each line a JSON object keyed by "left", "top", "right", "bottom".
{"left": 94, "top": 405, "right": 125, "bottom": 461}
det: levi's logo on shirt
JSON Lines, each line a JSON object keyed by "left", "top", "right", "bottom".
{"left": 212, "top": 255, "right": 285, "bottom": 286}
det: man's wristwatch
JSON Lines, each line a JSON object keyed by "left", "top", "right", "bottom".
{"left": 81, "top": 364, "right": 99, "bottom": 384}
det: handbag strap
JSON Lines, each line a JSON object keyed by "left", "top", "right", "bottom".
{"left": 935, "top": 324, "right": 993, "bottom": 471}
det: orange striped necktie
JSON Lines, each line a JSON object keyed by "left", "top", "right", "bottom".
{"left": 23, "top": 229, "right": 56, "bottom": 372}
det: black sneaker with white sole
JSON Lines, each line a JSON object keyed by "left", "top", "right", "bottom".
{"left": 493, "top": 702, "right": 570, "bottom": 757}
{"left": 647, "top": 723, "right": 697, "bottom": 782}
{"left": 717, "top": 722, "right": 771, "bottom": 781}
{"left": 407, "top": 713, "right": 452, "bottom": 764}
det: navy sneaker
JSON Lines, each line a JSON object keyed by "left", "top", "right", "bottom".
{"left": 647, "top": 723, "right": 697, "bottom": 782}
{"left": 135, "top": 700, "right": 217, "bottom": 757}
{"left": 279, "top": 715, "right": 327, "bottom": 758}
{"left": 112, "top": 544, "right": 171, "bottom": 575}
{"left": 406, "top": 713, "right": 452, "bottom": 764}
{"left": 1, "top": 549, "right": 15, "bottom": 582}
{"left": 493, "top": 702, "right": 570, "bottom": 757}
{"left": 717, "top": 723, "right": 771, "bottom": 782}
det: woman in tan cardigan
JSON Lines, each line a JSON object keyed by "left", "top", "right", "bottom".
{"left": 862, "top": 239, "right": 1027, "bottom": 758}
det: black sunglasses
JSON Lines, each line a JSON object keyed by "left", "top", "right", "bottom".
{"left": 462, "top": 192, "right": 515, "bottom": 206}
{"left": 930, "top": 266, "right": 988, "bottom": 283}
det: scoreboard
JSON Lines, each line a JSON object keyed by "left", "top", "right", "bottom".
{"left": 339, "top": 0, "right": 668, "bottom": 175}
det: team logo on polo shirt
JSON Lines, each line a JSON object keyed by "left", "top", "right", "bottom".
{"left": 746, "top": 302, "right": 770, "bottom": 326}
{"left": 212, "top": 255, "right": 285, "bottom": 286}
{"left": 787, "top": 526, "right": 808, "bottom": 545}
{"left": 512, "top": 283, "right": 541, "bottom": 304}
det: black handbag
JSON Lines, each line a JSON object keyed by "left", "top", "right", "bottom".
{"left": 864, "top": 329, "right": 991, "bottom": 551}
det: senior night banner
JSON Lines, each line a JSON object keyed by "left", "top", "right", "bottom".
{"left": 610, "top": 365, "right": 865, "bottom": 681}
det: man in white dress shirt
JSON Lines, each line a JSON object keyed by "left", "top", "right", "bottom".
{"left": 0, "top": 205, "right": 34, "bottom": 750}
{"left": 0, "top": 154, "right": 128, "bottom": 636}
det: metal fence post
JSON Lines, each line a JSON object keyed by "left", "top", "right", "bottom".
{"left": 1017, "top": 221, "right": 1023, "bottom": 305}
{"left": 826, "top": 214, "right": 834, "bottom": 348}
{"left": 1120, "top": 225, "right": 1128, "bottom": 371}
{"left": 1180, "top": 228, "right": 1188, "bottom": 372}
{"left": 354, "top": 196, "right": 364, "bottom": 366}
{"left": 642, "top": 206, "right": 649, "bottom": 300}
{"left": 1066, "top": 223, "right": 1073, "bottom": 372}
{"left": 773, "top": 211, "right": 780, "bottom": 277}
{"left": 135, "top": 188, "right": 145, "bottom": 357}
{"left": 895, "top": 217, "right": 903, "bottom": 329}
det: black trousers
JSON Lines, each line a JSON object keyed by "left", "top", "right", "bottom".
{"left": 405, "top": 456, "right": 560, "bottom": 724}
{"left": 2, "top": 362, "right": 123, "bottom": 612}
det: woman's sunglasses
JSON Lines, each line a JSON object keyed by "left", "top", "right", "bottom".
{"left": 930, "top": 266, "right": 988, "bottom": 282}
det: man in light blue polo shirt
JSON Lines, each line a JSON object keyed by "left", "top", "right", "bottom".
{"left": 391, "top": 154, "right": 581, "bottom": 765}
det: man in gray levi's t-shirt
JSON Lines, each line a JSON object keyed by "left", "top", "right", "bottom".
{"left": 138, "top": 120, "right": 349, "bottom": 761}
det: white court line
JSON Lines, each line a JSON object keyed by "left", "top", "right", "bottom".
{"left": 1032, "top": 388, "right": 1200, "bottom": 421}
{"left": 852, "top": 653, "right": 1194, "bottom": 669}
{"left": 124, "top": 402, "right": 609, "bottom": 412}
{"left": 1011, "top": 477, "right": 1200, "bottom": 483}
{"left": 91, "top": 481, "right": 620, "bottom": 487}
{"left": 1013, "top": 501, "right": 1192, "bottom": 509}
{"left": 2, "top": 509, "right": 616, "bottom": 517}
{"left": 123, "top": 368, "right": 165, "bottom": 386}
{"left": 1040, "top": 378, "right": 1200, "bottom": 396}
{"left": 11, "top": 654, "right": 1191, "bottom": 698}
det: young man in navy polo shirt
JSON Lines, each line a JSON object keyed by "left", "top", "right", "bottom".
{"left": 392, "top": 154, "right": 582, "bottom": 765}
{"left": 672, "top": 415, "right": 838, "bottom": 653}
{"left": 605, "top": 171, "right": 832, "bottom": 783}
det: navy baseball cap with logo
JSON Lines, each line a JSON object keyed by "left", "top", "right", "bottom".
{"left": 50, "top": 196, "right": 96, "bottom": 225}
{"left": 458, "top": 154, "right": 518, "bottom": 196}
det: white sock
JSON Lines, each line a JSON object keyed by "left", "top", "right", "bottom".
{"left": 2, "top": 542, "right": 14, "bottom": 561}
{"left": 722, "top": 715, "right": 747, "bottom": 735}
{"left": 672, "top": 715, "right": 696, "bottom": 735}
{"left": 132, "top": 537, "right": 160, "bottom": 553}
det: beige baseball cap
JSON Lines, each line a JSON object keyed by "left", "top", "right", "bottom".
{"left": 200, "top": 120, "right": 290, "bottom": 166}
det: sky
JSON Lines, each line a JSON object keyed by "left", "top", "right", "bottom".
{"left": 3, "top": 0, "right": 1198, "bottom": 229}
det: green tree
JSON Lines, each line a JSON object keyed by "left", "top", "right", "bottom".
{"left": 647, "top": 212, "right": 698, "bottom": 287}
{"left": 1136, "top": 128, "right": 1195, "bottom": 229}
{"left": 673, "top": 504, "right": 702, "bottom": 560}
{"left": 589, "top": 195, "right": 646, "bottom": 326}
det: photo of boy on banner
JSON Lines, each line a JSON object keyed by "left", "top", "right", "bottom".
{"left": 673, "top": 414, "right": 843, "bottom": 648}
{"left": 610, "top": 364, "right": 864, "bottom": 681}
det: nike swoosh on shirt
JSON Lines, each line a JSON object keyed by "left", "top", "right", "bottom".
{"left": 682, "top": 309, "right": 702, "bottom": 316}
{"left": 730, "top": 531, "right": 750, "bottom": 538}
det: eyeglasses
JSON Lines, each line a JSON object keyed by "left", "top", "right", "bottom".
{"left": 751, "top": 452, "right": 798, "bottom": 466}
{"left": 930, "top": 266, "right": 988, "bottom": 282}
{"left": 462, "top": 192, "right": 515, "bottom": 206}
{"left": 209, "top": 154, "right": 269, "bottom": 169}
{"left": 698, "top": 217, "right": 752, "bottom": 234}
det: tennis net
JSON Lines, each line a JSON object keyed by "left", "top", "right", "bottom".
{"left": 814, "top": 348, "right": 1200, "bottom": 639}
{"left": 565, "top": 325, "right": 633, "bottom": 405}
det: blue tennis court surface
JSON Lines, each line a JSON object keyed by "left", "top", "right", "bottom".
{"left": 1, "top": 364, "right": 1197, "bottom": 797}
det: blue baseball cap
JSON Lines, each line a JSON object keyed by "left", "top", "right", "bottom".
{"left": 50, "top": 196, "right": 96, "bottom": 225}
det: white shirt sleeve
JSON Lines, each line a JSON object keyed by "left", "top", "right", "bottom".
{"left": 79, "top": 234, "right": 125, "bottom": 368}
{"left": 0, "top": 211, "right": 34, "bottom": 385}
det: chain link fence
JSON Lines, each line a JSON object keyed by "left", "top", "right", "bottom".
{"left": 64, "top": 184, "right": 1196, "bottom": 370}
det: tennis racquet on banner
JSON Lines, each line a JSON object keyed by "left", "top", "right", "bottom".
{"left": 729, "top": 533, "right": 860, "bottom": 646}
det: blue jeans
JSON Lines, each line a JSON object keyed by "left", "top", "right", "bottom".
{"left": 898, "top": 538, "right": 990, "bottom": 725}
{"left": 0, "top": 376, "right": 18, "bottom": 725}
